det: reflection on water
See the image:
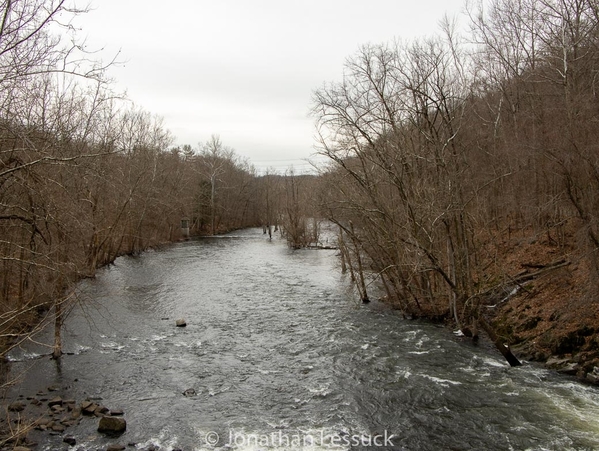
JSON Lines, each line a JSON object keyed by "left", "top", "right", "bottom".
{"left": 7, "top": 228, "right": 599, "bottom": 451}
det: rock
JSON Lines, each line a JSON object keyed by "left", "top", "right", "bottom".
{"left": 12, "top": 447, "right": 32, "bottom": 451}
{"left": 8, "top": 401, "right": 26, "bottom": 412}
{"left": 586, "top": 372, "right": 599, "bottom": 384}
{"left": 35, "top": 417, "right": 52, "bottom": 426}
{"left": 63, "top": 435, "right": 76, "bottom": 446}
{"left": 106, "top": 445, "right": 126, "bottom": 451}
{"left": 94, "top": 405, "right": 109, "bottom": 416}
{"left": 48, "top": 396, "right": 63, "bottom": 407}
{"left": 557, "top": 362, "right": 579, "bottom": 375}
{"left": 109, "top": 408, "right": 124, "bottom": 416}
{"left": 176, "top": 318, "right": 187, "bottom": 327}
{"left": 80, "top": 400, "right": 93, "bottom": 409}
{"left": 82, "top": 401, "right": 98, "bottom": 415}
{"left": 98, "top": 416, "right": 127, "bottom": 434}
{"left": 47, "top": 385, "right": 59, "bottom": 392}
{"left": 70, "top": 406, "right": 82, "bottom": 419}
{"left": 30, "top": 398, "right": 42, "bottom": 406}
{"left": 545, "top": 357, "right": 571, "bottom": 369}
{"left": 51, "top": 405, "right": 65, "bottom": 414}
{"left": 182, "top": 388, "right": 196, "bottom": 397}
{"left": 51, "top": 423, "right": 65, "bottom": 432}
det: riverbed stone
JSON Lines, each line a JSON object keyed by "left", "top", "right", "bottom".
{"left": 545, "top": 357, "right": 571, "bottom": 369}
{"left": 35, "top": 417, "right": 51, "bottom": 426}
{"left": 8, "top": 401, "right": 26, "bottom": 412}
{"left": 176, "top": 318, "right": 187, "bottom": 327}
{"left": 94, "top": 404, "right": 110, "bottom": 416}
{"left": 51, "top": 405, "right": 65, "bottom": 414}
{"left": 109, "top": 408, "right": 124, "bottom": 416}
{"left": 586, "top": 371, "right": 599, "bottom": 384}
{"left": 98, "top": 415, "right": 127, "bottom": 434}
{"left": 557, "top": 362, "right": 579, "bottom": 375}
{"left": 82, "top": 401, "right": 98, "bottom": 415}
{"left": 70, "top": 406, "right": 82, "bottom": 419}
{"left": 51, "top": 423, "right": 65, "bottom": 432}
{"left": 106, "top": 445, "right": 126, "bottom": 451}
{"left": 63, "top": 435, "right": 76, "bottom": 446}
{"left": 48, "top": 396, "right": 63, "bottom": 407}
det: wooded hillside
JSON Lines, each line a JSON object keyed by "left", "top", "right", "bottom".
{"left": 312, "top": 0, "right": 599, "bottom": 371}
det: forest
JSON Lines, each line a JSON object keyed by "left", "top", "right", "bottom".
{"left": 312, "top": 0, "right": 599, "bottom": 374}
{"left": 2, "top": 0, "right": 599, "bottom": 384}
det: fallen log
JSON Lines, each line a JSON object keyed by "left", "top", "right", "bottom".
{"left": 479, "top": 316, "right": 522, "bottom": 367}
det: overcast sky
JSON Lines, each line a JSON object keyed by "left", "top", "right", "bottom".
{"left": 75, "top": 0, "right": 467, "bottom": 174}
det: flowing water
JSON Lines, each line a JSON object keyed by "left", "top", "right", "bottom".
{"left": 6, "top": 228, "right": 599, "bottom": 450}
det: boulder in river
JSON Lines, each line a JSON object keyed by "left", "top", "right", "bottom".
{"left": 182, "top": 388, "right": 196, "bottom": 397}
{"left": 176, "top": 318, "right": 187, "bottom": 327}
{"left": 98, "top": 415, "right": 127, "bottom": 434}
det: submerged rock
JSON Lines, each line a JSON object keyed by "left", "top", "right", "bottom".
{"left": 182, "top": 388, "right": 197, "bottom": 397}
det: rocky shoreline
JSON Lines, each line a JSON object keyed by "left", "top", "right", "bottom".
{"left": 0, "top": 384, "right": 175, "bottom": 451}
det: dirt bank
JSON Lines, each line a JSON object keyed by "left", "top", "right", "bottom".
{"left": 482, "top": 219, "right": 599, "bottom": 383}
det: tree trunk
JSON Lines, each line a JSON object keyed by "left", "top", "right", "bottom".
{"left": 349, "top": 222, "right": 369, "bottom": 303}
{"left": 52, "top": 300, "right": 63, "bottom": 360}
{"left": 479, "top": 317, "right": 521, "bottom": 367}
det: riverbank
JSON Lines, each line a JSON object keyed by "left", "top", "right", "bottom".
{"left": 481, "top": 219, "right": 599, "bottom": 385}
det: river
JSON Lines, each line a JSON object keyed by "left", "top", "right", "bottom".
{"left": 6, "top": 228, "right": 599, "bottom": 451}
